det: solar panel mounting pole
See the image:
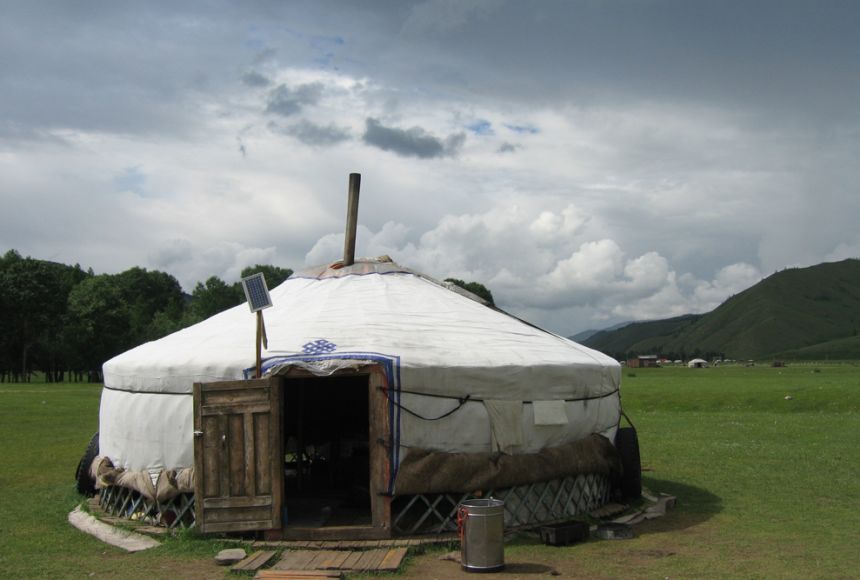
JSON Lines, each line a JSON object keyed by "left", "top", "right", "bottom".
{"left": 343, "top": 173, "right": 361, "bottom": 267}
{"left": 256, "top": 311, "right": 262, "bottom": 378}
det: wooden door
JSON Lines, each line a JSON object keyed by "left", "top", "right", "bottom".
{"left": 193, "top": 377, "right": 283, "bottom": 533}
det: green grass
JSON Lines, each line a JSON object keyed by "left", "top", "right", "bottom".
{"left": 0, "top": 382, "right": 232, "bottom": 578}
{"left": 3, "top": 366, "right": 860, "bottom": 578}
{"left": 408, "top": 365, "right": 860, "bottom": 578}
{"left": 536, "top": 365, "right": 859, "bottom": 578}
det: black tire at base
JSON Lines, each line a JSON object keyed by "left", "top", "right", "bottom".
{"left": 614, "top": 426, "right": 642, "bottom": 500}
{"left": 74, "top": 431, "right": 99, "bottom": 497}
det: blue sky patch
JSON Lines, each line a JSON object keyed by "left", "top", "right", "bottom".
{"left": 467, "top": 119, "right": 493, "bottom": 135}
{"left": 113, "top": 166, "right": 147, "bottom": 196}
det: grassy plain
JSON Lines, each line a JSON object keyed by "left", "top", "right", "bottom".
{"left": 0, "top": 382, "right": 229, "bottom": 578}
{"left": 1, "top": 364, "right": 859, "bottom": 578}
{"left": 408, "top": 364, "right": 860, "bottom": 578}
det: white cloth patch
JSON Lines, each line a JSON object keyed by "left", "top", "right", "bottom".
{"left": 533, "top": 400, "right": 569, "bottom": 426}
{"left": 483, "top": 400, "right": 524, "bottom": 453}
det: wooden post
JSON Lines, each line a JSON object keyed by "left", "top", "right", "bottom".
{"left": 256, "top": 311, "right": 263, "bottom": 378}
{"left": 343, "top": 173, "right": 361, "bottom": 266}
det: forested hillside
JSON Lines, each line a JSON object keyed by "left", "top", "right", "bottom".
{"left": 583, "top": 259, "right": 860, "bottom": 360}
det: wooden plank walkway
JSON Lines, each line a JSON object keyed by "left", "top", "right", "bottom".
{"left": 268, "top": 547, "right": 407, "bottom": 574}
{"left": 255, "top": 571, "right": 342, "bottom": 579}
{"left": 252, "top": 533, "right": 455, "bottom": 551}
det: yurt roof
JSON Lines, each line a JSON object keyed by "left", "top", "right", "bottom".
{"left": 103, "top": 257, "right": 619, "bottom": 400}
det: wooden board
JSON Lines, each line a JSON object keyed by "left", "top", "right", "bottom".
{"left": 274, "top": 551, "right": 319, "bottom": 570}
{"left": 255, "top": 571, "right": 342, "bottom": 579}
{"left": 232, "top": 550, "right": 277, "bottom": 572}
{"left": 270, "top": 548, "right": 408, "bottom": 573}
{"left": 252, "top": 533, "right": 456, "bottom": 550}
{"left": 378, "top": 547, "right": 408, "bottom": 572}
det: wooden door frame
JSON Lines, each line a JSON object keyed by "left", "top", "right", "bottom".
{"left": 273, "top": 363, "right": 392, "bottom": 539}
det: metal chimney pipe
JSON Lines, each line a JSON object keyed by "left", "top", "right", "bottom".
{"left": 343, "top": 173, "right": 361, "bottom": 266}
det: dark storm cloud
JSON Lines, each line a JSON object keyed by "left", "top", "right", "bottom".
{"left": 265, "top": 83, "right": 325, "bottom": 117}
{"left": 269, "top": 120, "right": 351, "bottom": 146}
{"left": 241, "top": 70, "right": 272, "bottom": 88}
{"left": 366, "top": 0, "right": 860, "bottom": 127}
{"left": 362, "top": 118, "right": 465, "bottom": 158}
{"left": 504, "top": 124, "right": 538, "bottom": 135}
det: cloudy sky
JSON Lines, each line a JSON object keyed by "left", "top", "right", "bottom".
{"left": 2, "top": 1, "right": 858, "bottom": 335}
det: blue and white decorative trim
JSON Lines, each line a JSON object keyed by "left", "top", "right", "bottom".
{"left": 244, "top": 350, "right": 402, "bottom": 495}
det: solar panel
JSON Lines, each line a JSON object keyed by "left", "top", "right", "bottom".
{"left": 241, "top": 272, "right": 273, "bottom": 312}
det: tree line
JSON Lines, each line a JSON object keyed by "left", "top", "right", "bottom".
{"left": 0, "top": 250, "right": 292, "bottom": 383}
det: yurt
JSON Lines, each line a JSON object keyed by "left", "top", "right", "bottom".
{"left": 81, "top": 180, "right": 636, "bottom": 538}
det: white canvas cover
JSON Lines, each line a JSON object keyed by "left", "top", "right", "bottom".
{"left": 100, "top": 259, "right": 621, "bottom": 481}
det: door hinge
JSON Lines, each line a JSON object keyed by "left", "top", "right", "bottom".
{"left": 193, "top": 430, "right": 204, "bottom": 437}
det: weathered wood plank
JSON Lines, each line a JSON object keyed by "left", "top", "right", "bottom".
{"left": 321, "top": 551, "right": 350, "bottom": 570}
{"left": 200, "top": 416, "right": 220, "bottom": 499}
{"left": 363, "top": 548, "right": 390, "bottom": 571}
{"left": 378, "top": 548, "right": 408, "bottom": 572}
{"left": 245, "top": 533, "right": 456, "bottom": 550}
{"left": 217, "top": 413, "right": 230, "bottom": 499}
{"left": 268, "top": 377, "right": 283, "bottom": 527}
{"left": 255, "top": 571, "right": 342, "bottom": 579}
{"left": 199, "top": 379, "right": 269, "bottom": 391}
{"left": 203, "top": 496, "right": 272, "bottom": 509}
{"left": 255, "top": 411, "right": 270, "bottom": 496}
{"left": 232, "top": 550, "right": 277, "bottom": 572}
{"left": 352, "top": 549, "right": 388, "bottom": 571}
{"left": 205, "top": 506, "right": 272, "bottom": 524}
{"left": 368, "top": 367, "right": 392, "bottom": 533}
{"left": 244, "top": 412, "right": 256, "bottom": 497}
{"left": 202, "top": 403, "right": 271, "bottom": 416}
{"left": 306, "top": 550, "right": 340, "bottom": 570}
{"left": 229, "top": 412, "right": 246, "bottom": 495}
{"left": 339, "top": 551, "right": 364, "bottom": 570}
{"left": 277, "top": 525, "right": 391, "bottom": 541}
{"left": 274, "top": 550, "right": 319, "bottom": 571}
{"left": 203, "top": 520, "right": 275, "bottom": 534}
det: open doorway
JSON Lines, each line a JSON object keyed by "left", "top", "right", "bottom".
{"left": 281, "top": 373, "right": 371, "bottom": 528}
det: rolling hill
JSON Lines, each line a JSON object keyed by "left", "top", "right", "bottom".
{"left": 582, "top": 259, "right": 860, "bottom": 360}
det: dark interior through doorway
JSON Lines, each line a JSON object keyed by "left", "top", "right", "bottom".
{"left": 282, "top": 374, "right": 371, "bottom": 528}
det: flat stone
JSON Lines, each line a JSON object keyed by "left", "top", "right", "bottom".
{"left": 68, "top": 507, "right": 160, "bottom": 553}
{"left": 594, "top": 522, "right": 635, "bottom": 540}
{"left": 215, "top": 548, "right": 247, "bottom": 565}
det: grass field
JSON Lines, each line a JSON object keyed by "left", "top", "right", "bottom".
{"left": 1, "top": 364, "right": 859, "bottom": 578}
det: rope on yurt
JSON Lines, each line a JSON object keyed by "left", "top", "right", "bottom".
{"left": 379, "top": 386, "right": 620, "bottom": 421}
{"left": 381, "top": 389, "right": 472, "bottom": 421}
{"left": 620, "top": 408, "right": 635, "bottom": 429}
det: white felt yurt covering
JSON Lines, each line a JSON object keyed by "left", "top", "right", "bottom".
{"left": 100, "top": 258, "right": 622, "bottom": 491}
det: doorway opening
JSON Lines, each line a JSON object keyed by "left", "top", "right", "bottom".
{"left": 281, "top": 373, "right": 371, "bottom": 528}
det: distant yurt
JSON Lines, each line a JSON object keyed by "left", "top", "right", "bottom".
{"left": 79, "top": 180, "right": 636, "bottom": 538}
{"left": 688, "top": 358, "right": 709, "bottom": 368}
